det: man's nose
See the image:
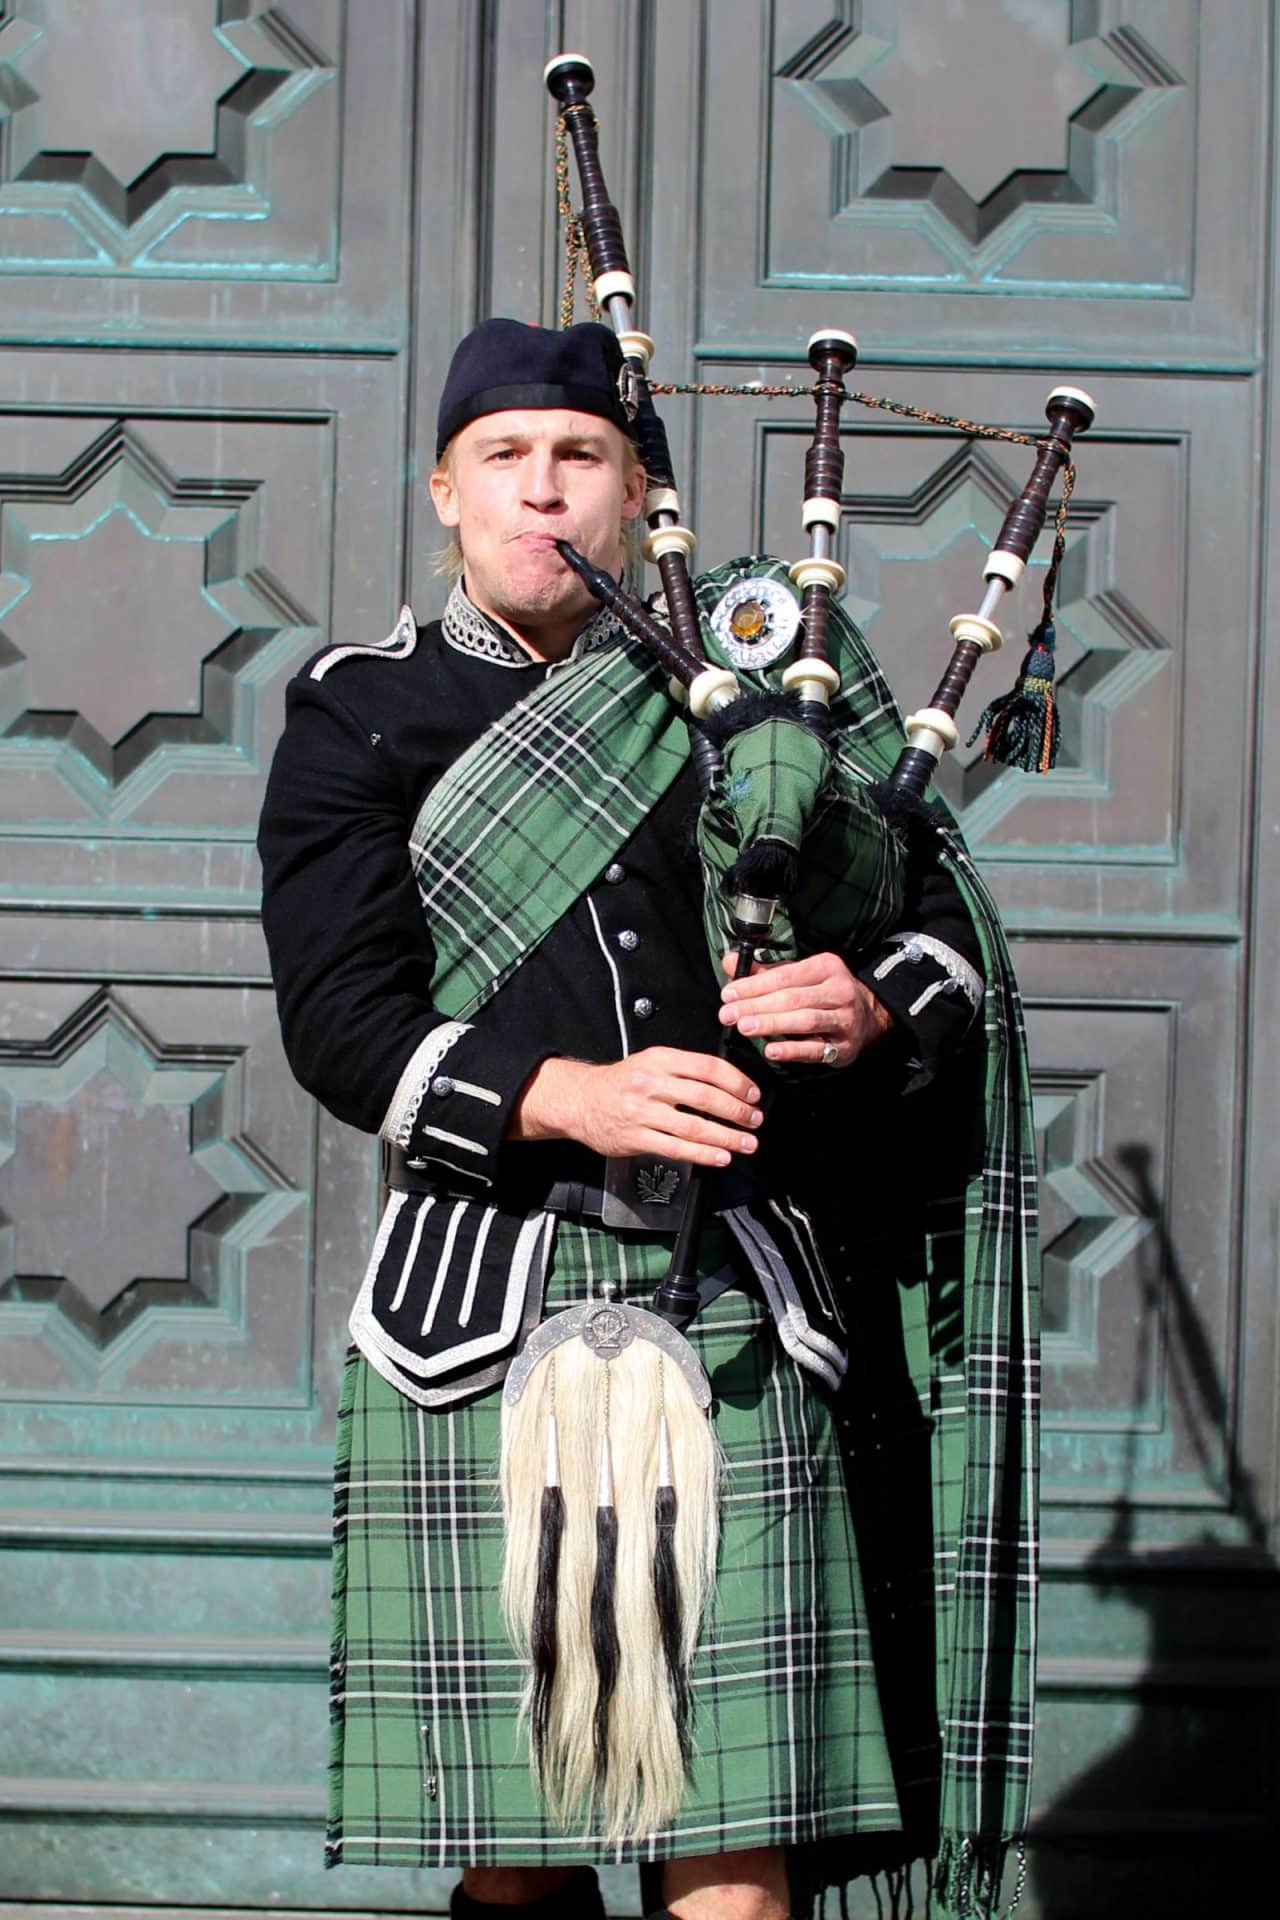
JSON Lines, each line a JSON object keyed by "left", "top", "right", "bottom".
{"left": 522, "top": 452, "right": 564, "bottom": 510}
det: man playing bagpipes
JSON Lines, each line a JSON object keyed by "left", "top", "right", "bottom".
{"left": 257, "top": 301, "right": 1064, "bottom": 1919}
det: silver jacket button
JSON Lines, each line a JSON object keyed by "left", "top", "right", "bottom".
{"left": 632, "top": 996, "right": 655, "bottom": 1020}
{"left": 617, "top": 929, "right": 639, "bottom": 952}
{"left": 431, "top": 1076, "right": 454, "bottom": 1097}
{"left": 604, "top": 862, "right": 625, "bottom": 884}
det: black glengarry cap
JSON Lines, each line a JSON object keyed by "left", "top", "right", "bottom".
{"left": 435, "top": 318, "right": 632, "bottom": 459}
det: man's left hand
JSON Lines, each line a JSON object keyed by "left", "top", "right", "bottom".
{"left": 719, "top": 950, "right": 893, "bottom": 1068}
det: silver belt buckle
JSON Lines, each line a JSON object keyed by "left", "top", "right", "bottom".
{"left": 601, "top": 1156, "right": 689, "bottom": 1233}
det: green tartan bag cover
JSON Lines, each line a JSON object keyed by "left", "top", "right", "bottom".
{"left": 687, "top": 558, "right": 904, "bottom": 995}
{"left": 694, "top": 708, "right": 904, "bottom": 976}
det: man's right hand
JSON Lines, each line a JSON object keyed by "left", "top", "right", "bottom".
{"left": 509, "top": 1048, "right": 763, "bottom": 1167}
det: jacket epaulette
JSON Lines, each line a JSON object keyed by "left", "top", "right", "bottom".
{"left": 310, "top": 605, "right": 418, "bottom": 681}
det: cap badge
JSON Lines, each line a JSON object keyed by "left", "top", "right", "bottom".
{"left": 617, "top": 361, "right": 641, "bottom": 421}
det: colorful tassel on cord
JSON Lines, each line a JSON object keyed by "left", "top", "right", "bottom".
{"left": 969, "top": 617, "right": 1060, "bottom": 773}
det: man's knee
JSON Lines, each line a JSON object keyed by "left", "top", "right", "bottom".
{"left": 455, "top": 1864, "right": 604, "bottom": 1915}
{"left": 662, "top": 1844, "right": 790, "bottom": 1920}
{"left": 661, "top": 1898, "right": 788, "bottom": 1920}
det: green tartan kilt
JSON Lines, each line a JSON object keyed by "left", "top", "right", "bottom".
{"left": 327, "top": 1218, "right": 900, "bottom": 1869}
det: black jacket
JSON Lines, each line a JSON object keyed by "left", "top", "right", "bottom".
{"left": 258, "top": 598, "right": 985, "bottom": 1198}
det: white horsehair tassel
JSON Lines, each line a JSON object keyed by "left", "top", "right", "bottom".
{"left": 595, "top": 1420, "right": 614, "bottom": 1506}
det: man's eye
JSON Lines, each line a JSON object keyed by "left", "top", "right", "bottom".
{"left": 488, "top": 448, "right": 519, "bottom": 463}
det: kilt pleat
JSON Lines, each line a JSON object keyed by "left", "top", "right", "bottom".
{"left": 327, "top": 1219, "right": 900, "bottom": 1869}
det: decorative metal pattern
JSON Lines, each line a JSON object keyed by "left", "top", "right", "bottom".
{"left": 708, "top": 575, "right": 801, "bottom": 668}
{"left": 503, "top": 1299, "right": 712, "bottom": 1407}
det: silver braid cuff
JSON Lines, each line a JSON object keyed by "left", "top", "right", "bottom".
{"left": 379, "top": 1020, "right": 472, "bottom": 1147}
{"left": 872, "top": 932, "right": 984, "bottom": 1019}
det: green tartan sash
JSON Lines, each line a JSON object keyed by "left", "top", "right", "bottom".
{"left": 406, "top": 560, "right": 1040, "bottom": 1915}
{"left": 409, "top": 627, "right": 687, "bottom": 1019}
{"left": 411, "top": 556, "right": 909, "bottom": 1014}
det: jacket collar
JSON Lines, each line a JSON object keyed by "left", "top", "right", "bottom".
{"left": 442, "top": 579, "right": 626, "bottom": 670}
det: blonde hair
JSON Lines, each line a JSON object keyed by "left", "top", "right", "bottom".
{"left": 431, "top": 437, "right": 646, "bottom": 582}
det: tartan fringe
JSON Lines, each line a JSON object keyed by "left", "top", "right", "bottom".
{"left": 791, "top": 1837, "right": 1026, "bottom": 1920}
{"left": 931, "top": 1835, "right": 1025, "bottom": 1918}
{"left": 325, "top": 1393, "right": 353, "bottom": 1870}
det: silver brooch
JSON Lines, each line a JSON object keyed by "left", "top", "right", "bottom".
{"left": 709, "top": 577, "right": 802, "bottom": 670}
{"left": 580, "top": 1303, "right": 634, "bottom": 1361}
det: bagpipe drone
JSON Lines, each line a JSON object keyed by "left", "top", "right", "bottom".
{"left": 499, "top": 49, "right": 1092, "bottom": 1847}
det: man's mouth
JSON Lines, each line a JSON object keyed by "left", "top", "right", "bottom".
{"left": 510, "top": 531, "right": 565, "bottom": 552}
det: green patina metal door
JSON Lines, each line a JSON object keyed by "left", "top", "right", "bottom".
{"left": 0, "top": 3, "right": 1275, "bottom": 1914}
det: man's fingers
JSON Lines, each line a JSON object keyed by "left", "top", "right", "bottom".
{"left": 661, "top": 1106, "right": 760, "bottom": 1155}
{"left": 761, "top": 1039, "right": 847, "bottom": 1067}
{"left": 726, "top": 1007, "right": 844, "bottom": 1039}
{"left": 640, "top": 1047, "right": 760, "bottom": 1105}
{"left": 602, "top": 1049, "right": 763, "bottom": 1162}
{"left": 632, "top": 1112, "right": 757, "bottom": 1162}
{"left": 720, "top": 982, "right": 847, "bottom": 1026}
{"left": 631, "top": 1128, "right": 737, "bottom": 1169}
{"left": 722, "top": 953, "right": 837, "bottom": 1000}
{"left": 655, "top": 1075, "right": 763, "bottom": 1130}
{"left": 640, "top": 1088, "right": 759, "bottom": 1154}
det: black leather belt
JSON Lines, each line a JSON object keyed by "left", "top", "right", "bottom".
{"left": 381, "top": 1142, "right": 743, "bottom": 1235}
{"left": 380, "top": 1143, "right": 756, "bottom": 1311}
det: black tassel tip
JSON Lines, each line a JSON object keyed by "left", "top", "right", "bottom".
{"left": 653, "top": 1483, "right": 690, "bottom": 1756}
{"left": 530, "top": 1484, "right": 565, "bottom": 1771}
{"left": 968, "top": 618, "right": 1061, "bottom": 774}
{"left": 589, "top": 1504, "right": 620, "bottom": 1787}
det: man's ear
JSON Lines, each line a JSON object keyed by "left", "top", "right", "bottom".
{"left": 621, "top": 459, "right": 647, "bottom": 522}
{"left": 429, "top": 461, "right": 460, "bottom": 529}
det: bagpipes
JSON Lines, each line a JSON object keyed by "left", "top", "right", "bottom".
{"left": 499, "top": 49, "right": 1094, "bottom": 1848}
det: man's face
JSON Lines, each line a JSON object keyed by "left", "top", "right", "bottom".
{"left": 429, "top": 409, "right": 645, "bottom": 638}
